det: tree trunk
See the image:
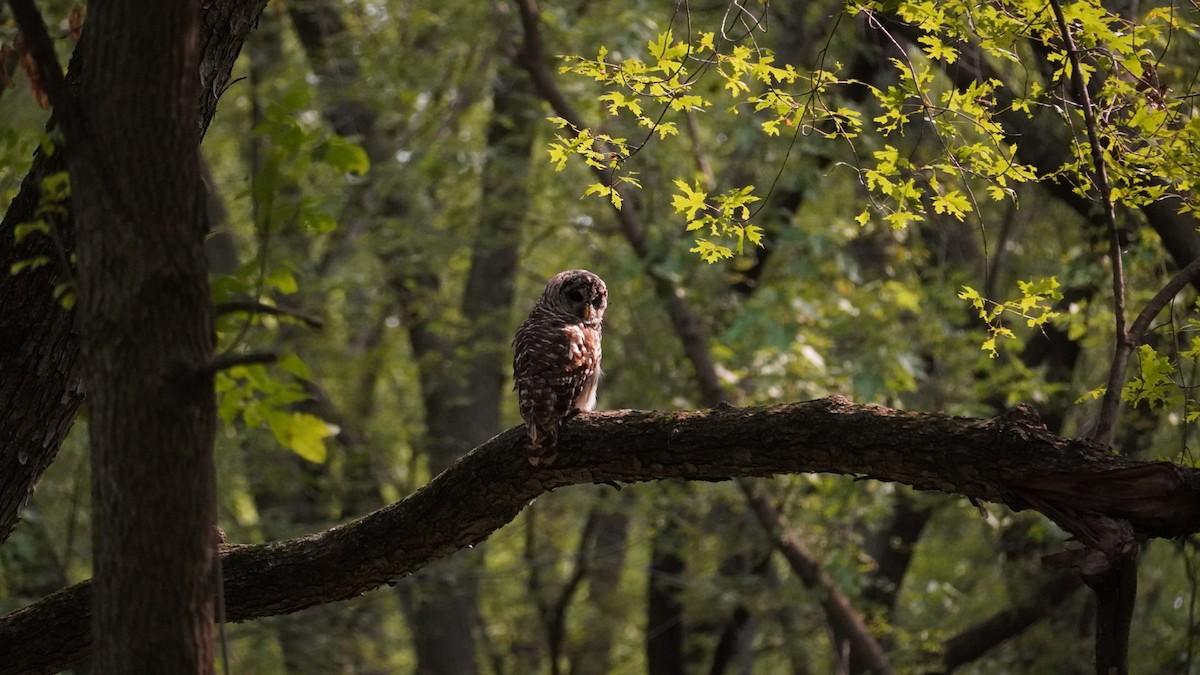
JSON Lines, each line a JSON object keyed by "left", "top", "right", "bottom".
{"left": 0, "top": 0, "right": 270, "bottom": 544}
{"left": 68, "top": 0, "right": 217, "bottom": 671}
{"left": 647, "top": 520, "right": 688, "bottom": 675}
{"left": 569, "top": 496, "right": 631, "bottom": 675}
{"left": 400, "top": 43, "right": 534, "bottom": 675}
{"left": 286, "top": 2, "right": 534, "bottom": 671}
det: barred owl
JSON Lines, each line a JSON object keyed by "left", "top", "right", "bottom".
{"left": 513, "top": 269, "right": 607, "bottom": 466}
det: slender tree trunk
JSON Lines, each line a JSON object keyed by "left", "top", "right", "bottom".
{"left": 69, "top": 0, "right": 217, "bottom": 671}
{"left": 569, "top": 496, "right": 630, "bottom": 675}
{"left": 401, "top": 29, "right": 535, "bottom": 675}
{"left": 647, "top": 521, "right": 688, "bottom": 675}
{"left": 286, "top": 3, "right": 535, "bottom": 671}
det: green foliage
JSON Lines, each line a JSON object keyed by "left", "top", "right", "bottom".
{"left": 215, "top": 360, "right": 336, "bottom": 464}
{"left": 550, "top": 27, "right": 860, "bottom": 258}
{"left": 1114, "top": 297, "right": 1200, "bottom": 423}
{"left": 672, "top": 180, "right": 763, "bottom": 262}
{"left": 1123, "top": 344, "right": 1179, "bottom": 411}
{"left": 6, "top": 169, "right": 75, "bottom": 307}
{"left": 8, "top": 1, "right": 1200, "bottom": 672}
{"left": 960, "top": 278, "right": 1062, "bottom": 358}
{"left": 249, "top": 82, "right": 369, "bottom": 235}
{"left": 316, "top": 136, "right": 370, "bottom": 177}
{"left": 550, "top": 0, "right": 1200, "bottom": 290}
{"left": 855, "top": 0, "right": 1200, "bottom": 217}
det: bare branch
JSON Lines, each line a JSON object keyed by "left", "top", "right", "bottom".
{"left": 204, "top": 352, "right": 278, "bottom": 374}
{"left": 742, "top": 481, "right": 894, "bottom": 674}
{"left": 215, "top": 300, "right": 324, "bottom": 328}
{"left": 1127, "top": 258, "right": 1200, "bottom": 344}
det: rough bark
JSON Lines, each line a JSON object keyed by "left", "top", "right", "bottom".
{"left": 59, "top": 0, "right": 219, "bottom": 671}
{"left": 0, "top": 0, "right": 269, "bottom": 544}
{"left": 3, "top": 397, "right": 1199, "bottom": 673}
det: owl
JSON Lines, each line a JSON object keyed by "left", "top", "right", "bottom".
{"left": 513, "top": 269, "right": 607, "bottom": 466}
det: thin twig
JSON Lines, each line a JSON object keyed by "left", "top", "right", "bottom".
{"left": 203, "top": 352, "right": 278, "bottom": 375}
{"left": 215, "top": 300, "right": 324, "bottom": 329}
{"left": 1046, "top": 0, "right": 1126, "bottom": 446}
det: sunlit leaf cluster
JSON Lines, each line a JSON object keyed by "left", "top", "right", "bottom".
{"left": 960, "top": 278, "right": 1063, "bottom": 358}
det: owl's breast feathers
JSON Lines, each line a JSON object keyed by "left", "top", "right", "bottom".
{"left": 562, "top": 324, "right": 601, "bottom": 372}
{"left": 513, "top": 316, "right": 602, "bottom": 466}
{"left": 513, "top": 269, "right": 607, "bottom": 466}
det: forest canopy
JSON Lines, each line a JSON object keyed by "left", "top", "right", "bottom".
{"left": 2, "top": 0, "right": 1200, "bottom": 673}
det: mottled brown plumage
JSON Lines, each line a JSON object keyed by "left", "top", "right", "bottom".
{"left": 513, "top": 269, "right": 607, "bottom": 466}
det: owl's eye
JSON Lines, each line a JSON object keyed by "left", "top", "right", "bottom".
{"left": 591, "top": 296, "right": 604, "bottom": 309}
{"left": 567, "top": 289, "right": 585, "bottom": 303}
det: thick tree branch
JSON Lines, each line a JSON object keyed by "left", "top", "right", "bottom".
{"left": 3, "top": 397, "right": 1199, "bottom": 674}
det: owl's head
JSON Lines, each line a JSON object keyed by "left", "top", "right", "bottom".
{"left": 542, "top": 269, "right": 607, "bottom": 324}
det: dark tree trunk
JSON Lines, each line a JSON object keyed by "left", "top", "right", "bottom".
{"left": 68, "top": 0, "right": 217, "bottom": 671}
{"left": 0, "top": 0, "right": 270, "bottom": 544}
{"left": 569, "top": 496, "right": 631, "bottom": 675}
{"left": 0, "top": 145, "right": 83, "bottom": 544}
{"left": 286, "top": 2, "right": 535, "bottom": 671}
{"left": 401, "top": 39, "right": 534, "bottom": 675}
{"left": 647, "top": 522, "right": 687, "bottom": 675}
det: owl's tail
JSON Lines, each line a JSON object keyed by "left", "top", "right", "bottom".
{"left": 527, "top": 424, "right": 559, "bottom": 466}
